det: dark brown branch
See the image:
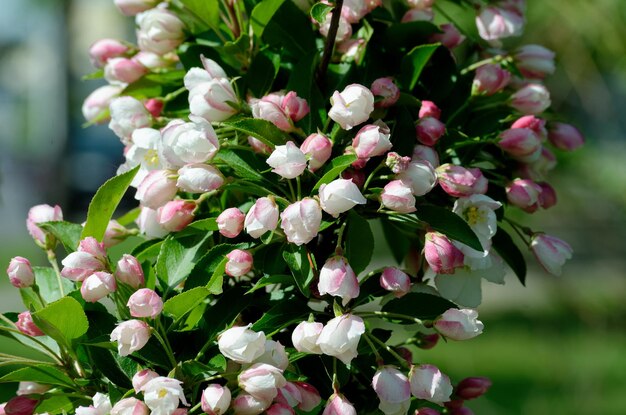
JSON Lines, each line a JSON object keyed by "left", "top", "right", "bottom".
{"left": 316, "top": 0, "right": 344, "bottom": 85}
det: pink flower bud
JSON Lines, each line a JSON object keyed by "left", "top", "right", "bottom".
{"left": 402, "top": 8, "right": 434, "bottom": 22}
{"left": 16, "top": 382, "right": 50, "bottom": 396}
{"left": 511, "top": 115, "right": 547, "bottom": 141}
{"left": 515, "top": 44, "right": 555, "bottom": 79}
{"left": 506, "top": 178, "right": 542, "bottom": 213}
{"left": 136, "top": 207, "right": 168, "bottom": 239}
{"left": 407, "top": 0, "right": 434, "bottom": 8}
{"left": 217, "top": 208, "right": 245, "bottom": 238}
{"left": 530, "top": 233, "right": 573, "bottom": 276}
{"left": 244, "top": 197, "right": 279, "bottom": 238}
{"left": 380, "top": 267, "right": 411, "bottom": 298}
{"left": 81, "top": 271, "right": 117, "bottom": 302}
{"left": 109, "top": 96, "right": 152, "bottom": 144}
{"left": 82, "top": 85, "right": 123, "bottom": 124}
{"left": 26, "top": 204, "right": 63, "bottom": 246}
{"left": 301, "top": 133, "right": 332, "bottom": 171}
{"left": 398, "top": 161, "right": 438, "bottom": 196}
{"left": 498, "top": 128, "right": 542, "bottom": 162}
{"left": 412, "top": 145, "right": 440, "bottom": 167}
{"left": 132, "top": 369, "right": 159, "bottom": 393}
{"left": 381, "top": 180, "right": 416, "bottom": 213}
{"left": 424, "top": 232, "right": 464, "bottom": 274}
{"left": 248, "top": 136, "right": 272, "bottom": 154}
{"left": 114, "top": 0, "right": 159, "bottom": 16}
{"left": 322, "top": 393, "right": 356, "bottom": 415}
{"left": 293, "top": 382, "right": 321, "bottom": 412}
{"left": 449, "top": 407, "right": 475, "bottom": 415}
{"left": 519, "top": 146, "right": 556, "bottom": 181}
{"left": 537, "top": 181, "right": 557, "bottom": 209}
{"left": 161, "top": 118, "right": 220, "bottom": 167}
{"left": 471, "top": 64, "right": 511, "bottom": 96}
{"left": 291, "top": 321, "right": 324, "bottom": 354}
{"left": 318, "top": 256, "right": 360, "bottom": 306}
{"left": 157, "top": 200, "right": 196, "bottom": 232}
{"left": 135, "top": 170, "right": 178, "bottom": 209}
{"left": 372, "top": 366, "right": 411, "bottom": 413}
{"left": 16, "top": 311, "right": 44, "bottom": 337}
{"left": 353, "top": 123, "right": 393, "bottom": 159}
{"left": 319, "top": 179, "right": 367, "bottom": 217}
{"left": 225, "top": 249, "right": 253, "bottom": 277}
{"left": 89, "top": 38, "right": 129, "bottom": 68}
{"left": 281, "top": 91, "right": 310, "bottom": 122}
{"left": 177, "top": 164, "right": 225, "bottom": 194}
{"left": 102, "top": 220, "right": 128, "bottom": 248}
{"left": 127, "top": 288, "right": 163, "bottom": 318}
{"left": 444, "top": 398, "right": 463, "bottom": 410}
{"left": 340, "top": 169, "right": 366, "bottom": 188}
{"left": 547, "top": 122, "right": 584, "bottom": 151}
{"left": 238, "top": 363, "right": 286, "bottom": 402}
{"left": 4, "top": 396, "right": 39, "bottom": 415}
{"left": 415, "top": 332, "right": 440, "bottom": 350}
{"left": 79, "top": 237, "right": 108, "bottom": 261}
{"left": 144, "top": 98, "right": 164, "bottom": 118}
{"left": 436, "top": 164, "right": 488, "bottom": 197}
{"left": 416, "top": 117, "right": 446, "bottom": 146}
{"left": 415, "top": 408, "right": 440, "bottom": 415}
{"left": 104, "top": 57, "right": 147, "bottom": 84}
{"left": 201, "top": 384, "right": 231, "bottom": 415}
{"left": 116, "top": 254, "right": 145, "bottom": 288}
{"left": 266, "top": 142, "right": 308, "bottom": 179}
{"left": 434, "top": 308, "right": 484, "bottom": 340}
{"left": 320, "top": 14, "right": 352, "bottom": 43}
{"left": 386, "top": 152, "right": 411, "bottom": 174}
{"left": 231, "top": 393, "right": 270, "bottom": 415}
{"left": 275, "top": 382, "right": 302, "bottom": 408}
{"left": 510, "top": 84, "right": 551, "bottom": 115}
{"left": 255, "top": 339, "right": 288, "bottom": 370}
{"left": 419, "top": 101, "right": 441, "bottom": 120}
{"left": 429, "top": 23, "right": 466, "bottom": 49}
{"left": 316, "top": 314, "right": 365, "bottom": 365}
{"left": 61, "top": 249, "right": 107, "bottom": 282}
{"left": 409, "top": 364, "right": 453, "bottom": 405}
{"left": 251, "top": 99, "right": 294, "bottom": 132}
{"left": 110, "top": 397, "right": 149, "bottom": 415}
{"left": 218, "top": 325, "right": 266, "bottom": 364}
{"left": 455, "top": 377, "right": 492, "bottom": 400}
{"left": 110, "top": 320, "right": 151, "bottom": 356}
{"left": 476, "top": 5, "right": 524, "bottom": 41}
{"left": 280, "top": 198, "right": 323, "bottom": 246}
{"left": 329, "top": 84, "right": 375, "bottom": 130}
{"left": 341, "top": 0, "right": 378, "bottom": 23}
{"left": 7, "top": 257, "right": 35, "bottom": 288}
{"left": 134, "top": 51, "right": 176, "bottom": 70}
{"left": 371, "top": 77, "right": 400, "bottom": 108}
{"left": 187, "top": 77, "right": 238, "bottom": 123}
{"left": 266, "top": 403, "right": 294, "bottom": 415}
{"left": 136, "top": 8, "right": 185, "bottom": 54}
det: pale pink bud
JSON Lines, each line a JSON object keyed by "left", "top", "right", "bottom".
{"left": 231, "top": 393, "right": 270, "bottom": 415}
{"left": 238, "top": 363, "right": 286, "bottom": 401}
{"left": 530, "top": 233, "right": 573, "bottom": 276}
{"left": 316, "top": 314, "right": 365, "bottom": 365}
{"left": 61, "top": 251, "right": 106, "bottom": 282}
{"left": 419, "top": 101, "right": 441, "bottom": 120}
{"left": 424, "top": 232, "right": 464, "bottom": 274}
{"left": 225, "top": 249, "right": 253, "bottom": 277}
{"left": 429, "top": 23, "right": 466, "bottom": 49}
{"left": 275, "top": 382, "right": 302, "bottom": 408}
{"left": 187, "top": 77, "right": 238, "bottom": 123}
{"left": 4, "top": 397, "right": 39, "bottom": 415}
{"left": 547, "top": 122, "right": 584, "bottom": 151}
{"left": 415, "top": 333, "right": 440, "bottom": 350}
{"left": 143, "top": 98, "right": 164, "bottom": 119}
{"left": 407, "top": 0, "right": 435, "bottom": 8}
{"left": 127, "top": 288, "right": 163, "bottom": 318}
{"left": 291, "top": 321, "right": 324, "bottom": 354}
{"left": 476, "top": 6, "right": 524, "bottom": 41}
{"left": 335, "top": 38, "right": 366, "bottom": 60}
{"left": 244, "top": 197, "right": 279, "bottom": 238}
{"left": 498, "top": 128, "right": 542, "bottom": 162}
{"left": 371, "top": 77, "right": 400, "bottom": 108}
{"left": 436, "top": 164, "right": 488, "bottom": 197}
{"left": 79, "top": 236, "right": 108, "bottom": 261}
{"left": 255, "top": 340, "right": 289, "bottom": 371}
{"left": 519, "top": 146, "right": 556, "bottom": 181}
{"left": 472, "top": 64, "right": 511, "bottom": 96}
{"left": 82, "top": 85, "right": 123, "bottom": 124}
{"left": 293, "top": 382, "right": 322, "bottom": 412}
{"left": 116, "top": 254, "right": 145, "bottom": 288}
{"left": 434, "top": 308, "right": 484, "bottom": 340}
{"left": 319, "top": 179, "right": 367, "bottom": 217}
{"left": 511, "top": 115, "right": 547, "bottom": 141}
{"left": 157, "top": 200, "right": 196, "bottom": 232}
{"left": 510, "top": 83, "right": 551, "bottom": 115}
{"left": 506, "top": 178, "right": 542, "bottom": 213}
{"left": 455, "top": 377, "right": 492, "bottom": 400}
{"left": 353, "top": 123, "right": 392, "bottom": 158}
{"left": 103, "top": 220, "right": 128, "bottom": 248}
{"left": 201, "top": 384, "right": 231, "bottom": 415}
{"left": 218, "top": 325, "right": 266, "bottom": 363}
{"left": 26, "top": 204, "right": 63, "bottom": 246}
{"left": 135, "top": 51, "right": 176, "bottom": 70}
{"left": 136, "top": 8, "right": 185, "bottom": 55}
{"left": 110, "top": 320, "right": 151, "bottom": 356}
{"left": 136, "top": 207, "right": 168, "bottom": 239}
{"left": 7, "top": 257, "right": 35, "bottom": 288}
{"left": 104, "top": 57, "right": 147, "bottom": 84}
{"left": 386, "top": 152, "right": 411, "bottom": 174}
{"left": 114, "top": 0, "right": 159, "bottom": 16}
{"left": 281, "top": 91, "right": 310, "bottom": 122}
{"left": 81, "top": 271, "right": 117, "bottom": 302}
{"left": 341, "top": 0, "right": 376, "bottom": 23}
{"left": 319, "top": 14, "right": 352, "bottom": 43}
{"left": 143, "top": 377, "right": 188, "bottom": 414}
{"left": 16, "top": 312, "right": 44, "bottom": 337}
{"left": 161, "top": 118, "right": 220, "bottom": 167}
{"left": 515, "top": 44, "right": 555, "bottom": 79}
{"left": 217, "top": 208, "right": 245, "bottom": 238}
{"left": 201, "top": 55, "right": 229, "bottom": 79}
{"left": 318, "top": 256, "right": 360, "bottom": 306}
{"left": 409, "top": 364, "right": 453, "bottom": 405}
{"left": 380, "top": 267, "right": 411, "bottom": 298}
{"left": 280, "top": 198, "right": 323, "bottom": 246}
{"left": 381, "top": 180, "right": 416, "bottom": 213}
{"left": 266, "top": 142, "right": 308, "bottom": 179}
{"left": 110, "top": 397, "right": 149, "bottom": 415}
{"left": 372, "top": 366, "right": 411, "bottom": 414}
{"left": 301, "top": 133, "right": 332, "bottom": 171}
{"left": 248, "top": 136, "right": 272, "bottom": 154}
{"left": 132, "top": 369, "right": 159, "bottom": 393}
{"left": 89, "top": 38, "right": 129, "bottom": 68}
{"left": 412, "top": 144, "right": 440, "bottom": 167}
{"left": 537, "top": 182, "right": 557, "bottom": 209}
{"left": 177, "top": 164, "right": 225, "bottom": 194}
{"left": 266, "top": 403, "right": 294, "bottom": 415}
{"left": 251, "top": 99, "right": 293, "bottom": 132}
{"left": 328, "top": 84, "right": 375, "bottom": 130}
{"left": 16, "top": 381, "right": 50, "bottom": 396}
{"left": 340, "top": 168, "right": 366, "bottom": 188}
{"left": 402, "top": 8, "right": 434, "bottom": 22}
{"left": 322, "top": 393, "right": 356, "bottom": 415}
{"left": 398, "top": 161, "right": 438, "bottom": 196}
{"left": 416, "top": 117, "right": 446, "bottom": 146}
{"left": 135, "top": 170, "right": 178, "bottom": 209}
{"left": 109, "top": 96, "right": 152, "bottom": 143}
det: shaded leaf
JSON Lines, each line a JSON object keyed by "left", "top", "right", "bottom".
{"left": 382, "top": 293, "right": 457, "bottom": 320}
{"left": 163, "top": 287, "right": 211, "bottom": 320}
{"left": 283, "top": 245, "right": 314, "bottom": 297}
{"left": 492, "top": 226, "right": 527, "bottom": 286}
{"left": 345, "top": 211, "right": 374, "bottom": 275}
{"left": 400, "top": 44, "right": 439, "bottom": 90}
{"left": 38, "top": 221, "right": 82, "bottom": 253}
{"left": 156, "top": 233, "right": 213, "bottom": 291}
{"left": 416, "top": 205, "right": 483, "bottom": 251}
{"left": 313, "top": 154, "right": 358, "bottom": 191}
{"left": 0, "top": 366, "right": 74, "bottom": 387}
{"left": 220, "top": 118, "right": 288, "bottom": 147}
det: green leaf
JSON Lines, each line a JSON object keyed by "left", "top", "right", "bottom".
{"left": 31, "top": 297, "right": 89, "bottom": 347}
{"left": 381, "top": 218, "right": 411, "bottom": 265}
{"left": 492, "top": 226, "right": 527, "bottom": 286}
{"left": 132, "top": 239, "right": 164, "bottom": 263}
{"left": 251, "top": 297, "right": 310, "bottom": 334}
{"left": 416, "top": 205, "right": 483, "bottom": 252}
{"left": 344, "top": 211, "right": 375, "bottom": 275}
{"left": 188, "top": 218, "right": 219, "bottom": 231}
{"left": 384, "top": 21, "right": 442, "bottom": 51}
{"left": 250, "top": 0, "right": 286, "bottom": 37}
{"left": 286, "top": 51, "right": 325, "bottom": 134}
{"left": 33, "top": 267, "right": 74, "bottom": 304}
{"left": 35, "top": 396, "right": 74, "bottom": 415}
{"left": 180, "top": 0, "right": 220, "bottom": 30}
{"left": 218, "top": 34, "right": 252, "bottom": 71}
{"left": 87, "top": 347, "right": 133, "bottom": 389}
{"left": 246, "top": 274, "right": 292, "bottom": 294}
{"left": 282, "top": 245, "right": 314, "bottom": 297}
{"left": 206, "top": 257, "right": 228, "bottom": 295}
{"left": 220, "top": 118, "right": 288, "bottom": 147}
{"left": 400, "top": 44, "right": 439, "bottom": 90}
{"left": 0, "top": 365, "right": 74, "bottom": 387}
{"left": 382, "top": 293, "right": 457, "bottom": 320}
{"left": 313, "top": 154, "right": 358, "bottom": 191}
{"left": 156, "top": 232, "right": 213, "bottom": 291}
{"left": 184, "top": 242, "right": 253, "bottom": 290}
{"left": 38, "top": 221, "right": 82, "bottom": 252}
{"left": 200, "top": 286, "right": 248, "bottom": 342}
{"left": 215, "top": 148, "right": 269, "bottom": 183}
{"left": 81, "top": 165, "right": 140, "bottom": 242}
{"left": 391, "top": 106, "right": 417, "bottom": 157}
{"left": 116, "top": 207, "right": 141, "bottom": 226}
{"left": 247, "top": 51, "right": 281, "bottom": 97}
{"left": 310, "top": 2, "right": 333, "bottom": 23}
{"left": 163, "top": 287, "right": 211, "bottom": 320}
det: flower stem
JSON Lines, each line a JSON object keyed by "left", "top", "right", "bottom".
{"left": 365, "top": 332, "right": 410, "bottom": 369}
{"left": 316, "top": 0, "right": 345, "bottom": 84}
{"left": 152, "top": 320, "right": 177, "bottom": 368}
{"left": 47, "top": 250, "right": 65, "bottom": 297}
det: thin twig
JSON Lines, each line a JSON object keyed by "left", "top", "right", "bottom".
{"left": 316, "top": 0, "right": 345, "bottom": 85}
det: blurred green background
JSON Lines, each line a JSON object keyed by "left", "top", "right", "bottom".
{"left": 0, "top": 0, "right": 625, "bottom": 413}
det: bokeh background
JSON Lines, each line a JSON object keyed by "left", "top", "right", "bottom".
{"left": 1, "top": 0, "right": 625, "bottom": 413}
